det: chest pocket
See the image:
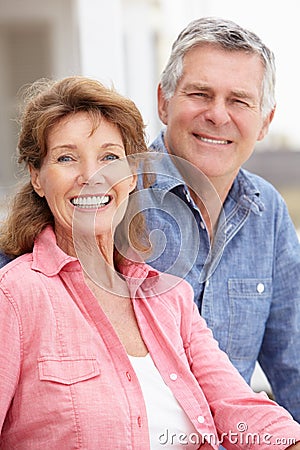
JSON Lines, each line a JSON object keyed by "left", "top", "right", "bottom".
{"left": 226, "top": 278, "right": 272, "bottom": 361}
{"left": 38, "top": 356, "right": 100, "bottom": 384}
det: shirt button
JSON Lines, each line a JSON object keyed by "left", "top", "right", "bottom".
{"left": 184, "top": 188, "right": 191, "bottom": 202}
{"left": 126, "top": 371, "right": 132, "bottom": 381}
{"left": 256, "top": 283, "right": 265, "bottom": 294}
{"left": 169, "top": 373, "right": 178, "bottom": 381}
{"left": 137, "top": 416, "right": 142, "bottom": 427}
{"left": 197, "top": 415, "right": 205, "bottom": 423}
{"left": 200, "top": 221, "right": 206, "bottom": 230}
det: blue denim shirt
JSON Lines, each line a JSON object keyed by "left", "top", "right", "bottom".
{"left": 0, "top": 252, "right": 12, "bottom": 267}
{"left": 141, "top": 130, "right": 300, "bottom": 422}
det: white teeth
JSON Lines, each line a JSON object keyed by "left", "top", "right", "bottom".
{"left": 200, "top": 136, "right": 229, "bottom": 145}
{"left": 71, "top": 195, "right": 110, "bottom": 208}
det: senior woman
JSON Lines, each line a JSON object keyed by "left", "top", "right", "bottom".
{"left": 0, "top": 76, "right": 300, "bottom": 450}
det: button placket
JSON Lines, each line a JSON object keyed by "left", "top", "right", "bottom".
{"left": 126, "top": 371, "right": 132, "bottom": 381}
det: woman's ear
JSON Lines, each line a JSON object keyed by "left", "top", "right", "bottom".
{"left": 129, "top": 173, "right": 137, "bottom": 194}
{"left": 29, "top": 165, "right": 45, "bottom": 197}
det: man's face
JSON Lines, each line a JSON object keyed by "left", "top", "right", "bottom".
{"left": 158, "top": 44, "right": 274, "bottom": 192}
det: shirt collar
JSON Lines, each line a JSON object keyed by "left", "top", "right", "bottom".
{"left": 148, "top": 129, "right": 185, "bottom": 193}
{"left": 229, "top": 169, "right": 265, "bottom": 215}
{"left": 150, "top": 130, "right": 264, "bottom": 214}
{"left": 120, "top": 259, "right": 160, "bottom": 292}
{"left": 32, "top": 226, "right": 77, "bottom": 276}
{"left": 32, "top": 225, "right": 160, "bottom": 291}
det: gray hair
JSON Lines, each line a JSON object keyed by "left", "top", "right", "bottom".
{"left": 160, "top": 17, "right": 276, "bottom": 118}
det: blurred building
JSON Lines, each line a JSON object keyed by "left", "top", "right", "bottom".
{"left": 0, "top": 0, "right": 80, "bottom": 196}
{"left": 0, "top": 0, "right": 175, "bottom": 195}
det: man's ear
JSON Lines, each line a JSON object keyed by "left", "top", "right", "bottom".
{"left": 157, "top": 84, "right": 169, "bottom": 125}
{"left": 29, "top": 165, "right": 45, "bottom": 197}
{"left": 258, "top": 106, "right": 276, "bottom": 141}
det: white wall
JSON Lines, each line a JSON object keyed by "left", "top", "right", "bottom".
{"left": 76, "top": 0, "right": 160, "bottom": 143}
{"left": 0, "top": 0, "right": 80, "bottom": 198}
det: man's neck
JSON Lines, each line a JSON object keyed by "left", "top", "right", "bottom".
{"left": 189, "top": 174, "right": 234, "bottom": 240}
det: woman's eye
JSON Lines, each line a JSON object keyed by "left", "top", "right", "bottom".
{"left": 103, "top": 154, "right": 119, "bottom": 161}
{"left": 57, "top": 155, "right": 74, "bottom": 162}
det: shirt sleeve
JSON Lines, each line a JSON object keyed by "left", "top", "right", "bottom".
{"left": 185, "top": 301, "right": 300, "bottom": 449}
{"left": 0, "top": 285, "right": 22, "bottom": 431}
{"left": 258, "top": 195, "right": 300, "bottom": 422}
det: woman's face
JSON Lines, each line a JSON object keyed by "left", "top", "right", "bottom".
{"left": 30, "top": 111, "right": 137, "bottom": 254}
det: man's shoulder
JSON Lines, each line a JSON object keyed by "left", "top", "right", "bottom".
{"left": 237, "top": 169, "right": 293, "bottom": 227}
{"left": 149, "top": 130, "right": 166, "bottom": 153}
{"left": 239, "top": 168, "right": 284, "bottom": 200}
{"left": 0, "top": 252, "right": 13, "bottom": 269}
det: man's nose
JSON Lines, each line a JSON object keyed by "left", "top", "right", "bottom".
{"left": 203, "top": 99, "right": 231, "bottom": 127}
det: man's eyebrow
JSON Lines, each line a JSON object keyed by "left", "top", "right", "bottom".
{"left": 182, "top": 82, "right": 210, "bottom": 91}
{"left": 230, "top": 89, "right": 255, "bottom": 100}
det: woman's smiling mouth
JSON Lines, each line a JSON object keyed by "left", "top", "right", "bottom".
{"left": 70, "top": 195, "right": 111, "bottom": 209}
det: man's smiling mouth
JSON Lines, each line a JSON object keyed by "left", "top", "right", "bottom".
{"left": 195, "top": 135, "right": 232, "bottom": 145}
{"left": 70, "top": 195, "right": 111, "bottom": 209}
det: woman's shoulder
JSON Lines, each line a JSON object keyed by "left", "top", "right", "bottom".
{"left": 0, "top": 253, "right": 34, "bottom": 287}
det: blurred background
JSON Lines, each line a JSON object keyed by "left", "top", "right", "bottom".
{"left": 0, "top": 0, "right": 299, "bottom": 393}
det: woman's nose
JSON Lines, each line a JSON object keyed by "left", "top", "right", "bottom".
{"left": 77, "top": 161, "right": 106, "bottom": 186}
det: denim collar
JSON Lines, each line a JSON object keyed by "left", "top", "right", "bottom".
{"left": 149, "top": 130, "right": 184, "bottom": 194}
{"left": 149, "top": 129, "right": 265, "bottom": 215}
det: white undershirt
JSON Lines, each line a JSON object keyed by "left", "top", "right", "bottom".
{"left": 128, "top": 353, "right": 201, "bottom": 449}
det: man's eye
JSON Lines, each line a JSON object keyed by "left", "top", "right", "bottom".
{"left": 234, "top": 99, "right": 250, "bottom": 107}
{"left": 189, "top": 92, "right": 207, "bottom": 97}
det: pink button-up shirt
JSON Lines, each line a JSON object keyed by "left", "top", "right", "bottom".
{"left": 0, "top": 226, "right": 300, "bottom": 449}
